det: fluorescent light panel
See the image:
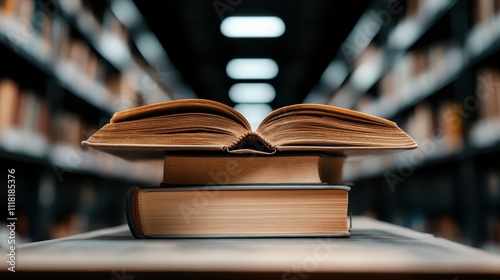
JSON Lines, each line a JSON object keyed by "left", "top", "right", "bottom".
{"left": 226, "top": 58, "right": 278, "bottom": 79}
{"left": 221, "top": 16, "right": 285, "bottom": 38}
{"left": 229, "top": 83, "right": 275, "bottom": 103}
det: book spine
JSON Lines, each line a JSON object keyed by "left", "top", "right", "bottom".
{"left": 125, "top": 187, "right": 146, "bottom": 239}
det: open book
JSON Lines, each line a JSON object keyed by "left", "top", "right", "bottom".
{"left": 82, "top": 99, "right": 417, "bottom": 160}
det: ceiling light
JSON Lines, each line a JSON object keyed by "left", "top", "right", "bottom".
{"left": 226, "top": 59, "right": 278, "bottom": 79}
{"left": 234, "top": 104, "right": 273, "bottom": 130}
{"left": 221, "top": 16, "right": 285, "bottom": 38}
{"left": 229, "top": 83, "right": 275, "bottom": 103}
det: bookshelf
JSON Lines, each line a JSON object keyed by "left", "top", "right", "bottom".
{"left": 312, "top": 0, "right": 500, "bottom": 252}
{"left": 0, "top": 0, "right": 192, "bottom": 242}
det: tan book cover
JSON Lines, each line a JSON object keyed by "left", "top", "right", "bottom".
{"left": 161, "top": 154, "right": 346, "bottom": 185}
{"left": 126, "top": 185, "right": 351, "bottom": 238}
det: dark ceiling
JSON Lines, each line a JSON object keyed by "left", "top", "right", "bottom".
{"left": 133, "top": 0, "right": 371, "bottom": 109}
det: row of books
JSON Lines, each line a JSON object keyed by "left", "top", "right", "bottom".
{"left": 0, "top": 0, "right": 168, "bottom": 113}
{"left": 0, "top": 79, "right": 163, "bottom": 183}
{"left": 405, "top": 0, "right": 453, "bottom": 18}
{"left": 405, "top": 0, "right": 500, "bottom": 24}
{"left": 9, "top": 169, "right": 134, "bottom": 242}
{"left": 349, "top": 162, "right": 493, "bottom": 249}
{"left": 483, "top": 167, "right": 500, "bottom": 253}
{"left": 380, "top": 43, "right": 459, "bottom": 99}
{"left": 348, "top": 178, "right": 464, "bottom": 247}
{"left": 355, "top": 42, "right": 463, "bottom": 119}
{"left": 348, "top": 2, "right": 500, "bottom": 157}
{"left": 0, "top": 1, "right": 174, "bottom": 242}
{"left": 55, "top": 0, "right": 173, "bottom": 107}
{"left": 476, "top": 68, "right": 500, "bottom": 121}
{"left": 0, "top": 0, "right": 129, "bottom": 64}
{"left": 50, "top": 8, "right": 146, "bottom": 111}
{"left": 469, "top": 68, "right": 500, "bottom": 147}
{"left": 404, "top": 100, "right": 464, "bottom": 153}
{"left": 403, "top": 164, "right": 500, "bottom": 251}
{"left": 50, "top": 110, "right": 163, "bottom": 183}
{"left": 328, "top": 0, "right": 500, "bottom": 118}
{"left": 347, "top": 0, "right": 500, "bottom": 120}
{"left": 328, "top": 0, "right": 500, "bottom": 253}
{"left": 0, "top": 79, "right": 49, "bottom": 157}
{"left": 345, "top": 0, "right": 453, "bottom": 74}
{"left": 59, "top": 0, "right": 129, "bottom": 46}
{"left": 57, "top": 0, "right": 130, "bottom": 66}
{"left": 472, "top": 0, "right": 500, "bottom": 26}
{"left": 345, "top": 98, "right": 465, "bottom": 181}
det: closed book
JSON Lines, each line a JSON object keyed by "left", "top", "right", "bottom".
{"left": 126, "top": 185, "right": 351, "bottom": 238}
{"left": 161, "top": 154, "right": 345, "bottom": 185}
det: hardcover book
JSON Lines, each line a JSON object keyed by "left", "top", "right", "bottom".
{"left": 127, "top": 185, "right": 351, "bottom": 238}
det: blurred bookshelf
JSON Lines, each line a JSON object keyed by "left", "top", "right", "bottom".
{"left": 309, "top": 0, "right": 500, "bottom": 253}
{"left": 0, "top": 0, "right": 193, "bottom": 243}
{"left": 2, "top": 0, "right": 500, "bottom": 258}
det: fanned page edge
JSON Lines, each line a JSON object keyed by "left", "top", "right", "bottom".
{"left": 110, "top": 99, "right": 252, "bottom": 130}
{"left": 255, "top": 103, "right": 418, "bottom": 151}
{"left": 258, "top": 103, "right": 396, "bottom": 129}
{"left": 80, "top": 142, "right": 227, "bottom": 160}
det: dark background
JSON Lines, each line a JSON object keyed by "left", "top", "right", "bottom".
{"left": 0, "top": 0, "right": 499, "bottom": 255}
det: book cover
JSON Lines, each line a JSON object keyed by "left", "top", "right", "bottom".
{"left": 126, "top": 185, "right": 351, "bottom": 238}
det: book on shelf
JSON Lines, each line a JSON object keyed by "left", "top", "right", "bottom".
{"left": 82, "top": 99, "right": 417, "bottom": 238}
{"left": 0, "top": 79, "right": 50, "bottom": 153}
{"left": 126, "top": 185, "right": 351, "bottom": 238}
{"left": 0, "top": 79, "right": 18, "bottom": 137}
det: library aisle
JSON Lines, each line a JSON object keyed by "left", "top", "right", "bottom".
{"left": 1, "top": 0, "right": 500, "bottom": 277}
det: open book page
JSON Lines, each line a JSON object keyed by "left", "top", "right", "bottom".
{"left": 82, "top": 99, "right": 417, "bottom": 159}
{"left": 256, "top": 104, "right": 416, "bottom": 149}
{"left": 111, "top": 99, "right": 251, "bottom": 129}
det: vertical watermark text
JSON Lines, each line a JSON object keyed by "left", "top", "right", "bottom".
{"left": 6, "top": 169, "right": 16, "bottom": 272}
